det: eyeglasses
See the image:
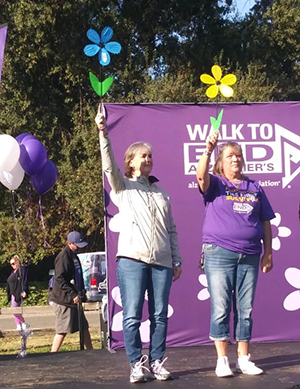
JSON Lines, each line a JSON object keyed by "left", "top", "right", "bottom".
{"left": 10, "top": 262, "right": 16, "bottom": 266}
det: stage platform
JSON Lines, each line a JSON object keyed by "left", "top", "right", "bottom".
{"left": 1, "top": 342, "right": 300, "bottom": 389}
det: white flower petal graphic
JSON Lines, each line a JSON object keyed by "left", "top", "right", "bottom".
{"left": 167, "top": 304, "right": 174, "bottom": 318}
{"left": 283, "top": 290, "right": 300, "bottom": 311}
{"left": 109, "top": 190, "right": 120, "bottom": 207}
{"left": 111, "top": 286, "right": 122, "bottom": 306}
{"left": 111, "top": 310, "right": 123, "bottom": 331}
{"left": 108, "top": 212, "right": 122, "bottom": 232}
{"left": 197, "top": 289, "right": 210, "bottom": 301}
{"left": 198, "top": 274, "right": 208, "bottom": 287}
{"left": 140, "top": 320, "right": 150, "bottom": 343}
{"left": 272, "top": 236, "right": 281, "bottom": 251}
{"left": 278, "top": 226, "right": 291, "bottom": 238}
{"left": 285, "top": 268, "right": 300, "bottom": 289}
{"left": 271, "top": 213, "right": 281, "bottom": 227}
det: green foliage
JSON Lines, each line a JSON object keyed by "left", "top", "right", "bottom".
{"left": 0, "top": 283, "right": 48, "bottom": 307}
{"left": 22, "top": 284, "right": 49, "bottom": 306}
{"left": 231, "top": 0, "right": 300, "bottom": 100}
{"left": 0, "top": 287, "right": 9, "bottom": 307}
{"left": 141, "top": 71, "right": 199, "bottom": 103}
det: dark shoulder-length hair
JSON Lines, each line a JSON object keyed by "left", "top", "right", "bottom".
{"left": 124, "top": 142, "right": 152, "bottom": 178}
{"left": 213, "top": 141, "right": 245, "bottom": 177}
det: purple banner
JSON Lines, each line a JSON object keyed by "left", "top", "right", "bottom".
{"left": 103, "top": 103, "right": 300, "bottom": 349}
{"left": 0, "top": 24, "right": 7, "bottom": 84}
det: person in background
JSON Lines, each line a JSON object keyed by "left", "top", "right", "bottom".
{"left": 7, "top": 255, "right": 31, "bottom": 337}
{"left": 95, "top": 106, "right": 182, "bottom": 383}
{"left": 196, "top": 131, "right": 275, "bottom": 378}
{"left": 50, "top": 231, "right": 93, "bottom": 352}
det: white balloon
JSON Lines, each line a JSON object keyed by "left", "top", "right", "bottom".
{"left": 0, "top": 161, "right": 25, "bottom": 190}
{"left": 0, "top": 134, "right": 20, "bottom": 171}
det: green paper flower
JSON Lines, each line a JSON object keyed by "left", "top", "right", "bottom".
{"left": 89, "top": 72, "right": 114, "bottom": 96}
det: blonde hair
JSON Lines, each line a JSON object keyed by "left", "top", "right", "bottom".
{"left": 124, "top": 142, "right": 152, "bottom": 178}
{"left": 213, "top": 141, "right": 245, "bottom": 177}
{"left": 10, "top": 255, "right": 20, "bottom": 264}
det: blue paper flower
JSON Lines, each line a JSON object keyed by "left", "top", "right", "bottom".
{"left": 84, "top": 26, "right": 121, "bottom": 66}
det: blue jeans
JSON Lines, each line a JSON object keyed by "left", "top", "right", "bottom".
{"left": 117, "top": 257, "right": 173, "bottom": 366}
{"left": 203, "top": 244, "right": 260, "bottom": 342}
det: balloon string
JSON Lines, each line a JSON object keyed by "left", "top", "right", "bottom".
{"left": 38, "top": 196, "right": 50, "bottom": 248}
{"left": 27, "top": 188, "right": 35, "bottom": 252}
{"left": 19, "top": 260, "right": 25, "bottom": 316}
{"left": 10, "top": 190, "right": 19, "bottom": 252}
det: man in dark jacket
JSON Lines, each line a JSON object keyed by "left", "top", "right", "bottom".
{"left": 51, "top": 231, "right": 93, "bottom": 352}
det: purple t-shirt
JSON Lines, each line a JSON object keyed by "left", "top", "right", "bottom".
{"left": 201, "top": 174, "right": 275, "bottom": 255}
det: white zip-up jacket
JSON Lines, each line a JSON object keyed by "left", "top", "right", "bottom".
{"left": 100, "top": 132, "right": 182, "bottom": 268}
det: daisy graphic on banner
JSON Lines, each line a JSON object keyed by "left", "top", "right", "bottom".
{"left": 197, "top": 274, "right": 210, "bottom": 301}
{"left": 200, "top": 65, "right": 237, "bottom": 132}
{"left": 84, "top": 26, "right": 121, "bottom": 98}
{"left": 270, "top": 213, "right": 291, "bottom": 251}
{"left": 283, "top": 267, "right": 300, "bottom": 311}
{"left": 0, "top": 24, "right": 8, "bottom": 84}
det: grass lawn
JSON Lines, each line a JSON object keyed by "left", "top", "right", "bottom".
{"left": 0, "top": 329, "right": 102, "bottom": 355}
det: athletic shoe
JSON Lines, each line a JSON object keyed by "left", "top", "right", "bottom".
{"left": 215, "top": 356, "right": 234, "bottom": 378}
{"left": 130, "top": 355, "right": 149, "bottom": 383}
{"left": 236, "top": 354, "right": 263, "bottom": 375}
{"left": 17, "top": 348, "right": 26, "bottom": 358}
{"left": 150, "top": 358, "right": 173, "bottom": 381}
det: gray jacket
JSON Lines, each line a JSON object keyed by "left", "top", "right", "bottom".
{"left": 100, "top": 132, "right": 182, "bottom": 269}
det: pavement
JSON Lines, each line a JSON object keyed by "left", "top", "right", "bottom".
{"left": 1, "top": 342, "right": 300, "bottom": 389}
{"left": 0, "top": 302, "right": 103, "bottom": 335}
{"left": 1, "top": 305, "right": 300, "bottom": 388}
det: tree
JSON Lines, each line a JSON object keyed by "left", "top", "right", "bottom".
{"left": 230, "top": 0, "right": 300, "bottom": 100}
{"left": 0, "top": 0, "right": 108, "bottom": 264}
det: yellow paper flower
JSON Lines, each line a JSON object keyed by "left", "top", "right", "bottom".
{"left": 200, "top": 65, "right": 237, "bottom": 98}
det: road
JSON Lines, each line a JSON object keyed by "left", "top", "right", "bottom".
{"left": 0, "top": 302, "right": 102, "bottom": 334}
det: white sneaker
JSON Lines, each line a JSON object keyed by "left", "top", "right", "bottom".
{"left": 130, "top": 355, "right": 149, "bottom": 383}
{"left": 236, "top": 354, "right": 263, "bottom": 375}
{"left": 17, "top": 348, "right": 27, "bottom": 358}
{"left": 150, "top": 358, "right": 173, "bottom": 381}
{"left": 215, "top": 356, "right": 234, "bottom": 378}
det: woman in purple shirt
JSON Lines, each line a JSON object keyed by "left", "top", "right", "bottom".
{"left": 196, "top": 130, "right": 275, "bottom": 378}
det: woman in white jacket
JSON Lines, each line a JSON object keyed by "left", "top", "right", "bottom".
{"left": 95, "top": 106, "right": 182, "bottom": 383}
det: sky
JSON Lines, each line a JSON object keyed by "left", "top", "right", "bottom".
{"left": 235, "top": 0, "right": 256, "bottom": 16}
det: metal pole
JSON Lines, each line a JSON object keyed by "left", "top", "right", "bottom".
{"left": 77, "top": 297, "right": 84, "bottom": 351}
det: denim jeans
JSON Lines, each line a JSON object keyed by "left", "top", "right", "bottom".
{"left": 203, "top": 244, "right": 260, "bottom": 342}
{"left": 117, "top": 257, "right": 173, "bottom": 366}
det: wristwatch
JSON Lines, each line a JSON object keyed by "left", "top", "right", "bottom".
{"left": 204, "top": 150, "right": 212, "bottom": 156}
{"left": 173, "top": 261, "right": 182, "bottom": 267}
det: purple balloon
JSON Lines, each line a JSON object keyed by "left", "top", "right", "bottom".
{"left": 16, "top": 133, "right": 36, "bottom": 144}
{"left": 19, "top": 138, "right": 47, "bottom": 175}
{"left": 30, "top": 160, "right": 58, "bottom": 195}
